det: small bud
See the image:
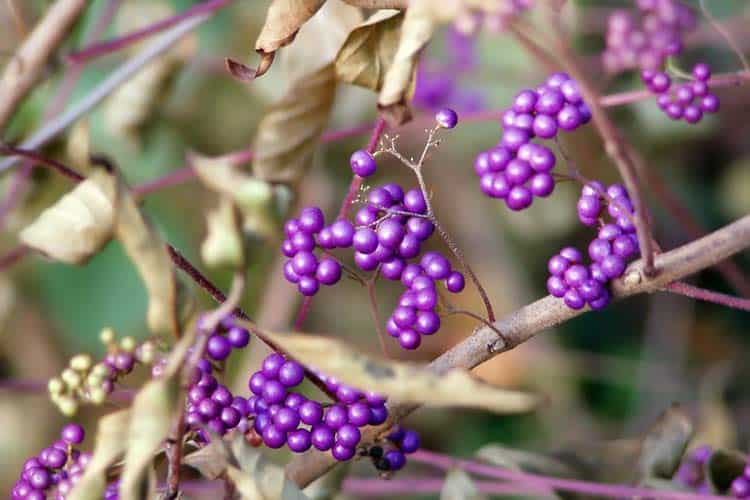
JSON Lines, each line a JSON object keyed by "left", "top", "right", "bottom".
{"left": 92, "top": 362, "right": 112, "bottom": 378}
{"left": 70, "top": 354, "right": 93, "bottom": 372}
{"left": 137, "top": 344, "right": 155, "bottom": 365}
{"left": 99, "top": 327, "right": 115, "bottom": 345}
{"left": 119, "top": 336, "right": 136, "bottom": 352}
{"left": 89, "top": 387, "right": 107, "bottom": 405}
{"left": 61, "top": 369, "right": 81, "bottom": 389}
{"left": 57, "top": 396, "right": 78, "bottom": 416}
{"left": 48, "top": 377, "right": 64, "bottom": 395}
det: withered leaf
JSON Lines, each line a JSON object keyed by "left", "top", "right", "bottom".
{"left": 440, "top": 469, "right": 487, "bottom": 500}
{"left": 183, "top": 440, "right": 230, "bottom": 480}
{"left": 245, "top": 327, "right": 539, "bottom": 414}
{"left": 254, "top": 0, "right": 328, "bottom": 77}
{"left": 476, "top": 444, "right": 575, "bottom": 478}
{"left": 201, "top": 198, "right": 245, "bottom": 269}
{"left": 68, "top": 410, "right": 131, "bottom": 500}
{"left": 20, "top": 168, "right": 117, "bottom": 265}
{"left": 637, "top": 404, "right": 693, "bottom": 480}
{"left": 377, "top": 0, "right": 461, "bottom": 125}
{"left": 252, "top": 0, "right": 362, "bottom": 185}
{"left": 118, "top": 371, "right": 181, "bottom": 499}
{"left": 335, "top": 10, "right": 404, "bottom": 92}
{"left": 114, "top": 177, "right": 185, "bottom": 337}
{"left": 190, "top": 152, "right": 273, "bottom": 213}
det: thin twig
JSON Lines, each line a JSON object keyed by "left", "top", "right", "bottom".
{"left": 699, "top": 0, "right": 750, "bottom": 75}
{"left": 0, "top": 0, "right": 88, "bottom": 131}
{"left": 665, "top": 281, "right": 750, "bottom": 312}
{"left": 0, "top": 143, "right": 84, "bottom": 181}
{"left": 366, "top": 278, "right": 390, "bottom": 358}
{"left": 67, "top": 0, "right": 232, "bottom": 64}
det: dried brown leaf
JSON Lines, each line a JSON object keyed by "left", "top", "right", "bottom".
{"left": 183, "top": 440, "right": 230, "bottom": 480}
{"left": 637, "top": 404, "right": 693, "bottom": 479}
{"left": 335, "top": 10, "right": 404, "bottom": 91}
{"left": 377, "top": 0, "right": 460, "bottom": 125}
{"left": 68, "top": 410, "right": 131, "bottom": 500}
{"left": 246, "top": 327, "right": 540, "bottom": 414}
{"left": 20, "top": 168, "right": 117, "bottom": 265}
{"left": 114, "top": 178, "right": 185, "bottom": 337}
{"left": 252, "top": 0, "right": 362, "bottom": 184}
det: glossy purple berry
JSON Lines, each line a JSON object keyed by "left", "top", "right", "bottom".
{"left": 207, "top": 335, "right": 231, "bottom": 361}
{"left": 564, "top": 264, "right": 589, "bottom": 287}
{"left": 559, "top": 246, "right": 583, "bottom": 264}
{"left": 377, "top": 219, "right": 405, "bottom": 248}
{"left": 274, "top": 407, "right": 301, "bottom": 432}
{"left": 227, "top": 326, "right": 250, "bottom": 348}
{"left": 291, "top": 231, "right": 315, "bottom": 253}
{"left": 262, "top": 425, "right": 287, "bottom": 449}
{"left": 61, "top": 424, "right": 85, "bottom": 444}
{"left": 298, "top": 207, "right": 325, "bottom": 234}
{"left": 311, "top": 425, "right": 335, "bottom": 451}
{"left": 292, "top": 251, "right": 318, "bottom": 277}
{"left": 385, "top": 450, "right": 406, "bottom": 470}
{"left": 399, "top": 330, "right": 422, "bottom": 350}
{"left": 336, "top": 424, "right": 362, "bottom": 448}
{"left": 404, "top": 189, "right": 427, "bottom": 214}
{"left": 435, "top": 107, "right": 458, "bottom": 128}
{"left": 220, "top": 406, "right": 241, "bottom": 428}
{"left": 588, "top": 238, "right": 611, "bottom": 262}
{"left": 324, "top": 405, "right": 349, "bottom": 430}
{"left": 530, "top": 173, "right": 555, "bottom": 197}
{"left": 347, "top": 402, "right": 372, "bottom": 427}
{"left": 263, "top": 353, "right": 285, "bottom": 378}
{"left": 298, "top": 276, "right": 320, "bottom": 296}
{"left": 353, "top": 228, "right": 378, "bottom": 254}
{"left": 533, "top": 114, "right": 558, "bottom": 138}
{"left": 601, "top": 254, "right": 626, "bottom": 279}
{"left": 332, "top": 443, "right": 356, "bottom": 461}
{"left": 350, "top": 150, "right": 377, "bottom": 177}
{"left": 701, "top": 94, "right": 719, "bottom": 113}
{"left": 369, "top": 405, "right": 388, "bottom": 425}
{"left": 501, "top": 127, "right": 531, "bottom": 152}
{"left": 529, "top": 144, "right": 556, "bottom": 172}
{"left": 331, "top": 220, "right": 355, "bottom": 247}
{"left": 278, "top": 361, "right": 305, "bottom": 387}
{"left": 316, "top": 258, "right": 342, "bottom": 286}
{"left": 393, "top": 306, "right": 417, "bottom": 328}
{"left": 288, "top": 429, "right": 312, "bottom": 452}
{"left": 506, "top": 186, "right": 533, "bottom": 211}
{"left": 262, "top": 380, "right": 287, "bottom": 404}
{"left": 446, "top": 271, "right": 465, "bottom": 293}
{"left": 299, "top": 400, "right": 323, "bottom": 425}
{"left": 506, "top": 159, "right": 533, "bottom": 185}
{"left": 563, "top": 288, "right": 585, "bottom": 310}
{"left": 692, "top": 63, "right": 711, "bottom": 82}
{"left": 401, "top": 430, "right": 420, "bottom": 453}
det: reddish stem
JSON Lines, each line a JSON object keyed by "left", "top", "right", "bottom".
{"left": 342, "top": 477, "right": 539, "bottom": 496}
{"left": 410, "top": 449, "right": 727, "bottom": 500}
{"left": 0, "top": 144, "right": 84, "bottom": 181}
{"left": 665, "top": 281, "right": 750, "bottom": 312}
{"left": 67, "top": 0, "right": 232, "bottom": 64}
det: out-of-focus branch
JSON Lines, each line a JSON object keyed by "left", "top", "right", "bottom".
{"left": 285, "top": 214, "right": 750, "bottom": 486}
{"left": 340, "top": 0, "right": 409, "bottom": 8}
{"left": 0, "top": 0, "right": 88, "bottom": 132}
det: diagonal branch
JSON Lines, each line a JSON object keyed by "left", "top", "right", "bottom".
{"left": 284, "top": 213, "right": 750, "bottom": 486}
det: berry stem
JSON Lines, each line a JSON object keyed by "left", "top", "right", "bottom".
{"left": 366, "top": 277, "right": 391, "bottom": 358}
{"left": 699, "top": 0, "right": 750, "bottom": 76}
{"left": 0, "top": 143, "right": 84, "bottom": 182}
{"left": 164, "top": 411, "right": 185, "bottom": 500}
{"left": 665, "top": 281, "right": 750, "bottom": 312}
{"left": 66, "top": 0, "right": 232, "bottom": 64}
{"left": 443, "top": 307, "right": 503, "bottom": 338}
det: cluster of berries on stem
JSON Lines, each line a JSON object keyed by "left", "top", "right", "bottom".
{"left": 642, "top": 63, "right": 720, "bottom": 124}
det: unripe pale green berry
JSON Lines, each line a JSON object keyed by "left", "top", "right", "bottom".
{"left": 61, "top": 368, "right": 81, "bottom": 388}
{"left": 120, "top": 336, "right": 136, "bottom": 352}
{"left": 57, "top": 396, "right": 78, "bottom": 416}
{"left": 99, "top": 327, "right": 115, "bottom": 345}
{"left": 70, "top": 353, "right": 93, "bottom": 372}
{"left": 48, "top": 377, "right": 64, "bottom": 395}
{"left": 92, "top": 363, "right": 111, "bottom": 378}
{"left": 89, "top": 387, "right": 107, "bottom": 405}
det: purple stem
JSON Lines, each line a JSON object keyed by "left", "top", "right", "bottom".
{"left": 67, "top": 0, "right": 232, "bottom": 64}
{"left": 410, "top": 449, "right": 728, "bottom": 500}
{"left": 666, "top": 281, "right": 750, "bottom": 312}
{"left": 342, "top": 477, "right": 541, "bottom": 496}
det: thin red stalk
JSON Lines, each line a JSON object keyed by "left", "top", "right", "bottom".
{"left": 67, "top": 0, "right": 231, "bottom": 64}
{"left": 0, "top": 0, "right": 120, "bottom": 231}
{"left": 410, "top": 450, "right": 727, "bottom": 500}
{"left": 0, "top": 244, "right": 30, "bottom": 270}
{"left": 0, "top": 144, "right": 84, "bottom": 181}
{"left": 293, "top": 119, "right": 386, "bottom": 330}
{"left": 342, "top": 477, "right": 540, "bottom": 496}
{"left": 666, "top": 281, "right": 750, "bottom": 312}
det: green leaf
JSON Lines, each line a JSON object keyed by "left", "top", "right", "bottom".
{"left": 20, "top": 168, "right": 117, "bottom": 265}
{"left": 335, "top": 10, "right": 404, "bottom": 91}
{"left": 440, "top": 469, "right": 487, "bottom": 500}
{"left": 68, "top": 410, "right": 131, "bottom": 500}
{"left": 245, "top": 327, "right": 540, "bottom": 414}
{"left": 252, "top": 0, "right": 362, "bottom": 185}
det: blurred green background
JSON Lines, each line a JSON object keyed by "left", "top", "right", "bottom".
{"left": 1, "top": 0, "right": 749, "bottom": 497}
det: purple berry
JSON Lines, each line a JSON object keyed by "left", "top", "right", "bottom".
{"left": 501, "top": 127, "right": 531, "bottom": 152}
{"left": 292, "top": 251, "right": 318, "bottom": 276}
{"left": 336, "top": 424, "right": 362, "bottom": 448}
{"left": 61, "top": 424, "right": 85, "bottom": 445}
{"left": 513, "top": 90, "right": 537, "bottom": 113}
{"left": 530, "top": 173, "right": 555, "bottom": 197}
{"left": 588, "top": 238, "right": 611, "bottom": 262}
{"left": 262, "top": 353, "right": 285, "bottom": 378}
{"left": 288, "top": 429, "right": 312, "bottom": 452}
{"left": 377, "top": 219, "right": 405, "bottom": 248}
{"left": 368, "top": 187, "right": 394, "bottom": 209}
{"left": 298, "top": 276, "right": 320, "bottom": 296}
{"left": 207, "top": 335, "right": 231, "bottom": 361}
{"left": 262, "top": 425, "right": 287, "bottom": 448}
{"left": 506, "top": 186, "right": 533, "bottom": 210}
{"left": 331, "top": 220, "right": 355, "bottom": 247}
{"left": 274, "top": 407, "right": 301, "bottom": 432}
{"left": 220, "top": 406, "right": 241, "bottom": 428}
{"left": 404, "top": 189, "right": 427, "bottom": 214}
{"left": 278, "top": 361, "right": 305, "bottom": 387}
{"left": 506, "top": 159, "right": 533, "bottom": 185}
{"left": 299, "top": 400, "right": 323, "bottom": 425}
{"left": 350, "top": 150, "right": 377, "bottom": 177}
{"left": 399, "top": 330, "right": 422, "bottom": 350}
{"left": 532, "top": 114, "right": 558, "bottom": 138}
{"left": 324, "top": 405, "right": 349, "bottom": 430}
{"left": 601, "top": 254, "right": 626, "bottom": 279}
{"left": 298, "top": 207, "right": 325, "bottom": 234}
{"left": 311, "top": 425, "right": 335, "bottom": 451}
{"left": 262, "top": 380, "right": 287, "bottom": 404}
{"left": 446, "top": 271, "right": 465, "bottom": 293}
{"left": 316, "top": 258, "right": 342, "bottom": 286}
{"left": 332, "top": 443, "right": 356, "bottom": 461}
{"left": 401, "top": 430, "right": 420, "bottom": 453}
{"left": 385, "top": 450, "right": 406, "bottom": 470}
{"left": 563, "top": 288, "right": 585, "bottom": 310}
{"left": 435, "top": 108, "right": 458, "bottom": 128}
{"left": 692, "top": 63, "right": 711, "bottom": 81}
{"left": 291, "top": 231, "right": 315, "bottom": 253}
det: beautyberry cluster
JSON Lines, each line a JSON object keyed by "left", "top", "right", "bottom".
{"left": 387, "top": 251, "right": 465, "bottom": 350}
{"left": 48, "top": 328, "right": 156, "bottom": 416}
{"left": 675, "top": 446, "right": 712, "bottom": 494}
{"left": 282, "top": 206, "right": 346, "bottom": 296}
{"left": 547, "top": 182, "right": 640, "bottom": 310}
{"left": 642, "top": 63, "right": 720, "bottom": 124}
{"left": 602, "top": 0, "right": 696, "bottom": 73}
{"left": 12, "top": 424, "right": 119, "bottom": 500}
{"left": 246, "top": 353, "right": 417, "bottom": 469}
{"left": 366, "top": 426, "right": 420, "bottom": 473}
{"left": 474, "top": 72, "right": 590, "bottom": 210}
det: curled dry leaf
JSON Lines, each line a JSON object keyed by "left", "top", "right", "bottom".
{"left": 114, "top": 178, "right": 188, "bottom": 337}
{"left": 440, "top": 469, "right": 487, "bottom": 500}
{"left": 20, "top": 168, "right": 117, "bottom": 265}
{"left": 336, "top": 10, "right": 404, "bottom": 92}
{"left": 252, "top": 0, "right": 362, "bottom": 185}
{"left": 201, "top": 198, "right": 245, "bottom": 269}
{"left": 637, "top": 404, "right": 693, "bottom": 480}
{"left": 67, "top": 410, "right": 131, "bottom": 500}
{"left": 254, "top": 0, "right": 327, "bottom": 78}
{"left": 183, "top": 440, "right": 231, "bottom": 480}
{"left": 476, "top": 444, "right": 575, "bottom": 479}
{"left": 246, "top": 327, "right": 540, "bottom": 414}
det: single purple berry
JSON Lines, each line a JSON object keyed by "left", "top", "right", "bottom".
{"left": 368, "top": 187, "right": 394, "bottom": 209}
{"left": 700, "top": 94, "right": 719, "bottom": 113}
{"left": 348, "top": 402, "right": 372, "bottom": 427}
{"left": 248, "top": 372, "right": 266, "bottom": 395}
{"left": 533, "top": 114, "right": 558, "bottom": 139}
{"left": 336, "top": 385, "right": 362, "bottom": 404}
{"left": 563, "top": 288, "right": 585, "bottom": 310}
{"left": 350, "top": 150, "right": 377, "bottom": 177}
{"left": 311, "top": 424, "right": 335, "bottom": 451}
{"left": 353, "top": 227, "right": 378, "bottom": 254}
{"left": 401, "top": 430, "right": 420, "bottom": 453}
{"left": 262, "top": 353, "right": 285, "bottom": 378}
{"left": 61, "top": 424, "right": 85, "bottom": 445}
{"left": 601, "top": 254, "right": 626, "bottom": 279}
{"left": 274, "top": 407, "right": 301, "bottom": 432}
{"left": 435, "top": 108, "right": 458, "bottom": 128}
{"left": 564, "top": 264, "right": 589, "bottom": 287}
{"left": 559, "top": 246, "right": 583, "bottom": 264}
{"left": 578, "top": 195, "right": 602, "bottom": 220}
{"left": 401, "top": 264, "right": 422, "bottom": 288}
{"left": 683, "top": 105, "right": 702, "bottom": 124}
{"left": 316, "top": 258, "right": 342, "bottom": 286}
{"left": 692, "top": 63, "right": 711, "bottom": 82}
{"left": 227, "top": 326, "right": 250, "bottom": 348}
{"left": 336, "top": 424, "right": 362, "bottom": 448}
{"left": 474, "top": 151, "right": 491, "bottom": 176}
{"left": 324, "top": 405, "right": 349, "bottom": 430}
{"left": 298, "top": 207, "right": 325, "bottom": 234}
{"left": 377, "top": 219, "right": 406, "bottom": 249}
{"left": 220, "top": 406, "right": 241, "bottom": 428}
{"left": 506, "top": 159, "right": 533, "bottom": 185}
{"left": 262, "top": 425, "right": 287, "bottom": 449}
{"left": 262, "top": 380, "right": 287, "bottom": 404}
{"left": 446, "top": 271, "right": 465, "bottom": 293}
{"left": 399, "top": 330, "right": 422, "bottom": 350}
{"left": 207, "top": 335, "right": 231, "bottom": 361}
{"left": 291, "top": 231, "right": 315, "bottom": 253}
{"left": 288, "top": 429, "right": 312, "bottom": 453}
{"left": 292, "top": 251, "right": 318, "bottom": 277}
{"left": 369, "top": 405, "right": 388, "bottom": 425}
{"left": 284, "top": 218, "right": 300, "bottom": 238}
{"left": 578, "top": 279, "right": 604, "bottom": 302}
{"left": 529, "top": 144, "right": 556, "bottom": 172}
{"left": 385, "top": 450, "right": 406, "bottom": 470}
{"left": 211, "top": 385, "right": 233, "bottom": 406}
{"left": 198, "top": 399, "right": 220, "bottom": 419}
{"left": 488, "top": 147, "right": 512, "bottom": 172}
{"left": 501, "top": 127, "right": 531, "bottom": 152}
{"left": 331, "top": 220, "right": 355, "bottom": 247}
{"left": 530, "top": 173, "right": 555, "bottom": 197}
{"left": 513, "top": 90, "right": 537, "bottom": 113}
{"left": 299, "top": 400, "right": 323, "bottom": 425}
{"left": 332, "top": 443, "right": 356, "bottom": 461}
{"left": 506, "top": 186, "right": 533, "bottom": 210}
{"left": 281, "top": 239, "right": 296, "bottom": 258}
{"left": 588, "top": 238, "right": 611, "bottom": 262}
{"left": 404, "top": 189, "right": 427, "bottom": 214}
{"left": 278, "top": 361, "right": 305, "bottom": 387}
{"left": 298, "top": 276, "right": 320, "bottom": 296}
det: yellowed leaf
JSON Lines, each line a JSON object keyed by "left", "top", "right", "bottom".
{"left": 114, "top": 180, "right": 186, "bottom": 337}
{"left": 440, "top": 469, "right": 487, "bottom": 500}
{"left": 245, "top": 327, "right": 540, "bottom": 414}
{"left": 20, "top": 168, "right": 117, "bottom": 265}
{"left": 201, "top": 198, "right": 245, "bottom": 269}
{"left": 68, "top": 410, "right": 131, "bottom": 500}
{"left": 335, "top": 10, "right": 404, "bottom": 91}
{"left": 252, "top": 0, "right": 362, "bottom": 185}
{"left": 190, "top": 152, "right": 273, "bottom": 213}
{"left": 378, "top": 0, "right": 461, "bottom": 124}
{"left": 183, "top": 441, "right": 231, "bottom": 480}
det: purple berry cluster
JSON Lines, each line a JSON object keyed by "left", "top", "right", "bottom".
{"left": 13, "top": 424, "right": 118, "bottom": 500}
{"left": 185, "top": 357, "right": 252, "bottom": 439}
{"left": 474, "top": 73, "right": 590, "bottom": 211}
{"left": 675, "top": 446, "right": 712, "bottom": 494}
{"left": 547, "top": 182, "right": 640, "bottom": 310}
{"left": 386, "top": 251, "right": 465, "bottom": 350}
{"left": 246, "top": 353, "right": 416, "bottom": 468}
{"left": 731, "top": 460, "right": 750, "bottom": 499}
{"left": 366, "top": 425, "right": 420, "bottom": 473}
{"left": 282, "top": 206, "right": 346, "bottom": 296}
{"left": 602, "top": 0, "right": 696, "bottom": 74}
{"left": 642, "top": 63, "right": 720, "bottom": 124}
